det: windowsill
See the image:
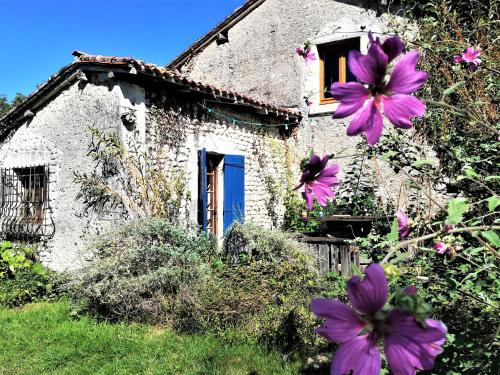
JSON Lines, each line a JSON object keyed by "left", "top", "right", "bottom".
{"left": 308, "top": 101, "right": 340, "bottom": 116}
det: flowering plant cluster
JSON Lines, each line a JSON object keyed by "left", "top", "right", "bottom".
{"left": 453, "top": 47, "right": 482, "bottom": 71}
{"left": 294, "top": 154, "right": 340, "bottom": 210}
{"left": 312, "top": 264, "right": 446, "bottom": 375}
{"left": 295, "top": 23, "right": 499, "bottom": 373}
{"left": 296, "top": 41, "right": 317, "bottom": 64}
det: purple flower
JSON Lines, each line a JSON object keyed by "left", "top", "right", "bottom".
{"left": 331, "top": 33, "right": 428, "bottom": 145}
{"left": 312, "top": 264, "right": 446, "bottom": 375}
{"left": 454, "top": 47, "right": 481, "bottom": 71}
{"left": 434, "top": 242, "right": 448, "bottom": 254}
{"left": 396, "top": 210, "right": 410, "bottom": 239}
{"left": 295, "top": 154, "right": 340, "bottom": 210}
{"left": 296, "top": 46, "right": 317, "bottom": 64}
{"left": 443, "top": 224, "right": 455, "bottom": 233}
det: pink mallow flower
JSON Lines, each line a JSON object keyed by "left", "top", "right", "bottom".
{"left": 396, "top": 210, "right": 410, "bottom": 239}
{"left": 296, "top": 46, "right": 317, "bottom": 64}
{"left": 331, "top": 33, "right": 428, "bottom": 145}
{"left": 434, "top": 242, "right": 448, "bottom": 254}
{"left": 454, "top": 47, "right": 481, "bottom": 71}
{"left": 294, "top": 154, "right": 340, "bottom": 210}
{"left": 312, "top": 264, "right": 447, "bottom": 375}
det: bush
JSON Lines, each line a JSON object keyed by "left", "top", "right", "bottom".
{"left": 67, "top": 220, "right": 347, "bottom": 358}
{"left": 0, "top": 240, "right": 55, "bottom": 306}
{"left": 175, "top": 222, "right": 327, "bottom": 355}
{"left": 66, "top": 218, "right": 217, "bottom": 322}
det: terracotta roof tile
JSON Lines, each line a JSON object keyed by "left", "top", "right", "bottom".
{"left": 72, "top": 51, "right": 298, "bottom": 117}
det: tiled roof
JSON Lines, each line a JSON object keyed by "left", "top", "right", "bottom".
{"left": 0, "top": 49, "right": 298, "bottom": 128}
{"left": 167, "top": 0, "right": 266, "bottom": 69}
{"left": 73, "top": 51, "right": 297, "bottom": 117}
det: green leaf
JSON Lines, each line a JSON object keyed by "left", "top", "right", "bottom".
{"left": 387, "top": 218, "right": 399, "bottom": 242}
{"left": 463, "top": 167, "right": 479, "bottom": 179}
{"left": 412, "top": 159, "right": 434, "bottom": 168}
{"left": 442, "top": 81, "right": 465, "bottom": 97}
{"left": 487, "top": 196, "right": 500, "bottom": 212}
{"left": 485, "top": 176, "right": 500, "bottom": 182}
{"left": 446, "top": 198, "right": 470, "bottom": 225}
{"left": 480, "top": 231, "right": 500, "bottom": 247}
{"left": 380, "top": 151, "right": 397, "bottom": 161}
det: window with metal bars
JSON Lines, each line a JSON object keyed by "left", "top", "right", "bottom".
{"left": 0, "top": 165, "right": 52, "bottom": 238}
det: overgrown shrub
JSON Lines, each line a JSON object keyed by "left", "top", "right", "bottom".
{"left": 0, "top": 240, "right": 55, "bottom": 306}
{"left": 174, "top": 222, "right": 328, "bottom": 355}
{"left": 67, "top": 220, "right": 347, "bottom": 357}
{"left": 66, "top": 218, "right": 217, "bottom": 322}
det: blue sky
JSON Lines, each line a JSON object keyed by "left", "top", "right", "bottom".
{"left": 0, "top": 0, "right": 245, "bottom": 101}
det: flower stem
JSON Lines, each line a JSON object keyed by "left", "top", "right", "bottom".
{"left": 425, "top": 100, "right": 500, "bottom": 136}
{"left": 381, "top": 226, "right": 500, "bottom": 264}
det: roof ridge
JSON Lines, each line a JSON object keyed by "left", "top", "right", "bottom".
{"left": 166, "top": 0, "right": 266, "bottom": 70}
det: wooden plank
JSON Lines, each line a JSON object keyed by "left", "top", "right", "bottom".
{"left": 340, "top": 245, "right": 351, "bottom": 276}
{"left": 299, "top": 236, "right": 350, "bottom": 243}
{"left": 351, "top": 245, "right": 360, "bottom": 268}
{"left": 330, "top": 243, "right": 339, "bottom": 274}
{"left": 318, "top": 243, "right": 329, "bottom": 274}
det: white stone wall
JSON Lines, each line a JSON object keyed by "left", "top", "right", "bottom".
{"left": 0, "top": 80, "right": 130, "bottom": 270}
{"left": 0, "top": 78, "right": 289, "bottom": 270}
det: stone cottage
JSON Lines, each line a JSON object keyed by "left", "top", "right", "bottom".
{"left": 0, "top": 52, "right": 299, "bottom": 270}
{"left": 0, "top": 0, "right": 420, "bottom": 270}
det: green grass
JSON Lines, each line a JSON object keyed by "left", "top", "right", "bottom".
{"left": 0, "top": 301, "right": 302, "bottom": 375}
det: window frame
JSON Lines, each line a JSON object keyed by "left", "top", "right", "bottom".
{"left": 318, "top": 37, "right": 360, "bottom": 105}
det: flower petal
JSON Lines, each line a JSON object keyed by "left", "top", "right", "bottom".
{"left": 396, "top": 210, "right": 410, "bottom": 239}
{"left": 331, "top": 82, "right": 369, "bottom": 118}
{"left": 382, "top": 94, "right": 425, "bottom": 129}
{"left": 423, "top": 320, "right": 447, "bottom": 357}
{"left": 386, "top": 50, "right": 428, "bottom": 94}
{"left": 346, "top": 99, "right": 375, "bottom": 136}
{"left": 453, "top": 55, "right": 462, "bottom": 63}
{"left": 384, "top": 310, "right": 447, "bottom": 375}
{"left": 319, "top": 164, "right": 340, "bottom": 177}
{"left": 331, "top": 335, "right": 381, "bottom": 375}
{"left": 311, "top": 299, "right": 365, "bottom": 343}
{"left": 347, "top": 263, "right": 388, "bottom": 316}
{"left": 364, "top": 106, "right": 384, "bottom": 145}
{"left": 348, "top": 45, "right": 388, "bottom": 86}
{"left": 382, "top": 36, "right": 405, "bottom": 62}
{"left": 304, "top": 187, "right": 313, "bottom": 210}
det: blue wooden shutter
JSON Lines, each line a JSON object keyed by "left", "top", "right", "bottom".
{"left": 199, "top": 148, "right": 207, "bottom": 232}
{"left": 223, "top": 155, "right": 245, "bottom": 232}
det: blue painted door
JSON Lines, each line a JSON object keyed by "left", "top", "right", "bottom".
{"left": 223, "top": 155, "right": 245, "bottom": 232}
{"left": 199, "top": 148, "right": 207, "bottom": 232}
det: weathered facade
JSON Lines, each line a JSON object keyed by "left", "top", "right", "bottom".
{"left": 169, "top": 0, "right": 410, "bottom": 160}
{"left": 0, "top": 53, "right": 298, "bottom": 270}
{"left": 167, "top": 0, "right": 423, "bottom": 209}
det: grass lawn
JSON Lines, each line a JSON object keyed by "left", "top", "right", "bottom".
{"left": 0, "top": 301, "right": 302, "bottom": 375}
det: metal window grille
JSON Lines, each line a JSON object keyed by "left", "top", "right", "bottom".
{"left": 0, "top": 165, "right": 54, "bottom": 239}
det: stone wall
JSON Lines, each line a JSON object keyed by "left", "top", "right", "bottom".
{"left": 0, "top": 78, "right": 128, "bottom": 270}
{"left": 144, "top": 96, "right": 290, "bottom": 237}
{"left": 0, "top": 75, "right": 291, "bottom": 270}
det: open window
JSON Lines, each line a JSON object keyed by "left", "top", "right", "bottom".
{"left": 318, "top": 37, "right": 360, "bottom": 104}
{"left": 199, "top": 149, "right": 245, "bottom": 236}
